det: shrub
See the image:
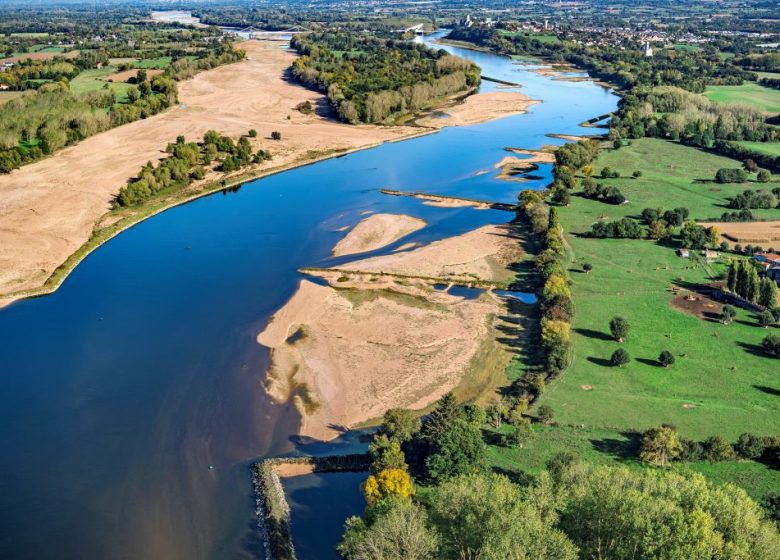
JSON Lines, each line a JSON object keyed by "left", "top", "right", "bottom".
{"left": 537, "top": 404, "right": 554, "bottom": 424}
{"left": 659, "top": 350, "right": 675, "bottom": 367}
{"left": 248, "top": 128, "right": 257, "bottom": 137}
{"left": 757, "top": 169, "right": 771, "bottom": 183}
{"left": 762, "top": 335, "right": 780, "bottom": 357}
{"left": 609, "top": 316, "right": 631, "bottom": 342}
{"left": 702, "top": 435, "right": 735, "bottom": 461}
{"left": 582, "top": 263, "right": 592, "bottom": 274}
{"left": 734, "top": 433, "right": 765, "bottom": 459}
{"left": 721, "top": 304, "right": 737, "bottom": 324}
{"left": 715, "top": 168, "right": 747, "bottom": 183}
{"left": 271, "top": 131, "right": 282, "bottom": 140}
{"left": 760, "top": 310, "right": 776, "bottom": 328}
{"left": 610, "top": 348, "right": 630, "bottom": 367}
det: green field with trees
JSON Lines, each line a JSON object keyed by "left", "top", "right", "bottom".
{"left": 739, "top": 141, "right": 780, "bottom": 157}
{"left": 534, "top": 138, "right": 780, "bottom": 440}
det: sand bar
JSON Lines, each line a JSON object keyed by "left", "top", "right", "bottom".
{"left": 0, "top": 40, "right": 421, "bottom": 303}
{"left": 416, "top": 91, "right": 539, "bottom": 128}
{"left": 332, "top": 213, "right": 427, "bottom": 256}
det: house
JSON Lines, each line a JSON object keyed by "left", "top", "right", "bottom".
{"left": 753, "top": 252, "right": 780, "bottom": 266}
{"left": 703, "top": 249, "right": 719, "bottom": 262}
{"left": 677, "top": 248, "right": 690, "bottom": 258}
{"left": 643, "top": 42, "right": 654, "bottom": 57}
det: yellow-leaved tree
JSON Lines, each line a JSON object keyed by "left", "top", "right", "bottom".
{"left": 362, "top": 468, "right": 414, "bottom": 506}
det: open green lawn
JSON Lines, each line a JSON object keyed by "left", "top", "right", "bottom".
{"left": 736, "top": 141, "right": 780, "bottom": 158}
{"left": 134, "top": 56, "right": 172, "bottom": 69}
{"left": 487, "top": 424, "right": 780, "bottom": 500}
{"left": 534, "top": 138, "right": 780, "bottom": 441}
{"left": 672, "top": 44, "right": 702, "bottom": 53}
{"left": 705, "top": 82, "right": 780, "bottom": 114}
{"left": 70, "top": 68, "right": 133, "bottom": 103}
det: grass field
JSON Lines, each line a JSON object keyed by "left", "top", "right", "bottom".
{"left": 499, "top": 30, "right": 561, "bottom": 44}
{"left": 534, "top": 138, "right": 780, "bottom": 441}
{"left": 736, "top": 141, "right": 780, "bottom": 158}
{"left": 69, "top": 68, "right": 133, "bottom": 103}
{"left": 705, "top": 82, "right": 780, "bottom": 113}
{"left": 487, "top": 424, "right": 780, "bottom": 500}
{"left": 0, "top": 91, "right": 25, "bottom": 105}
{"left": 135, "top": 56, "right": 172, "bottom": 69}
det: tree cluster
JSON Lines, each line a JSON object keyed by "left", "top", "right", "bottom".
{"left": 116, "top": 130, "right": 271, "bottom": 207}
{"left": 726, "top": 260, "right": 778, "bottom": 309}
{"left": 290, "top": 32, "right": 480, "bottom": 123}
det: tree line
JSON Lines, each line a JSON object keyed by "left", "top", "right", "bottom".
{"left": 289, "top": 32, "right": 480, "bottom": 124}
{"left": 337, "top": 395, "right": 780, "bottom": 559}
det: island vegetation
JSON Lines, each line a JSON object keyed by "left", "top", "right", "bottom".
{"left": 290, "top": 32, "right": 480, "bottom": 123}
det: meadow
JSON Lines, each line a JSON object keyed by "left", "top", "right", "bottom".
{"left": 534, "top": 138, "right": 780, "bottom": 441}
{"left": 487, "top": 424, "right": 780, "bottom": 499}
{"left": 737, "top": 141, "right": 780, "bottom": 158}
{"left": 705, "top": 82, "right": 780, "bottom": 113}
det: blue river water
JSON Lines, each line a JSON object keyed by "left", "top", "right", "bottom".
{"left": 0, "top": 33, "right": 617, "bottom": 559}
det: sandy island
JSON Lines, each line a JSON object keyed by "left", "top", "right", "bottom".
{"left": 416, "top": 91, "right": 539, "bottom": 128}
{"left": 332, "top": 213, "right": 427, "bottom": 256}
{"left": 257, "top": 223, "right": 525, "bottom": 441}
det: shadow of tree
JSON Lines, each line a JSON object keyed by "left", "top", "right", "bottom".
{"left": 574, "top": 327, "right": 613, "bottom": 341}
{"left": 754, "top": 384, "right": 780, "bottom": 397}
{"left": 587, "top": 356, "right": 613, "bottom": 367}
{"left": 590, "top": 431, "right": 642, "bottom": 461}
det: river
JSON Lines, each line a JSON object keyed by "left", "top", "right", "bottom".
{"left": 0, "top": 32, "right": 617, "bottom": 559}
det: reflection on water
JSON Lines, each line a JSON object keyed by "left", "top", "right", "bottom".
{"left": 0, "top": 31, "right": 617, "bottom": 560}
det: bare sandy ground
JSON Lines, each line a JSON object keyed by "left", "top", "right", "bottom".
{"left": 339, "top": 224, "right": 523, "bottom": 285}
{"left": 700, "top": 220, "right": 780, "bottom": 244}
{"left": 0, "top": 40, "right": 421, "bottom": 301}
{"left": 0, "top": 40, "right": 540, "bottom": 305}
{"left": 416, "top": 91, "right": 539, "bottom": 128}
{"left": 256, "top": 220, "right": 526, "bottom": 440}
{"left": 332, "top": 213, "right": 427, "bottom": 257}
{"left": 106, "top": 68, "right": 164, "bottom": 82}
{"left": 504, "top": 147, "right": 557, "bottom": 164}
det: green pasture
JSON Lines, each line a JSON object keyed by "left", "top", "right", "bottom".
{"left": 705, "top": 82, "right": 780, "bottom": 114}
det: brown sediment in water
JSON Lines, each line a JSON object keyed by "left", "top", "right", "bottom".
{"left": 332, "top": 213, "right": 427, "bottom": 257}
{"left": 257, "top": 223, "right": 525, "bottom": 441}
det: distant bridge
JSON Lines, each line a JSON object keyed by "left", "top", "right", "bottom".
{"left": 232, "top": 25, "right": 307, "bottom": 39}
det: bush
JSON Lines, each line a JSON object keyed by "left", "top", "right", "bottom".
{"left": 762, "top": 335, "right": 780, "bottom": 357}
{"left": 734, "top": 433, "right": 765, "bottom": 459}
{"left": 248, "top": 128, "right": 257, "bottom": 137}
{"left": 659, "top": 350, "right": 675, "bottom": 367}
{"left": 271, "top": 131, "right": 282, "bottom": 140}
{"left": 702, "top": 435, "right": 735, "bottom": 461}
{"left": 757, "top": 169, "right": 771, "bottom": 183}
{"left": 609, "top": 316, "right": 631, "bottom": 342}
{"left": 610, "top": 348, "right": 630, "bottom": 367}
{"left": 715, "top": 168, "right": 747, "bottom": 183}
{"left": 537, "top": 404, "right": 555, "bottom": 424}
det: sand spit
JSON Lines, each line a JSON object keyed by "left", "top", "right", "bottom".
{"left": 547, "top": 133, "right": 605, "bottom": 142}
{"left": 416, "top": 91, "right": 539, "bottom": 128}
{"left": 504, "top": 147, "right": 557, "bottom": 164}
{"left": 257, "top": 277, "right": 506, "bottom": 441}
{"left": 333, "top": 213, "right": 427, "bottom": 257}
{"left": 339, "top": 223, "right": 523, "bottom": 287}
{"left": 494, "top": 155, "right": 541, "bottom": 181}
{"left": 257, "top": 222, "right": 525, "bottom": 441}
{"left": 0, "top": 40, "right": 426, "bottom": 303}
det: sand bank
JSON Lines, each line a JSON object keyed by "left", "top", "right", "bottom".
{"left": 494, "top": 155, "right": 541, "bottom": 181}
{"left": 547, "top": 133, "right": 604, "bottom": 142}
{"left": 332, "top": 213, "right": 427, "bottom": 257}
{"left": 504, "top": 147, "right": 557, "bottom": 164}
{"left": 416, "top": 91, "right": 539, "bottom": 128}
{"left": 257, "top": 276, "right": 507, "bottom": 441}
{"left": 340, "top": 223, "right": 522, "bottom": 288}
{"left": 257, "top": 222, "right": 524, "bottom": 440}
{"left": 0, "top": 40, "right": 422, "bottom": 304}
